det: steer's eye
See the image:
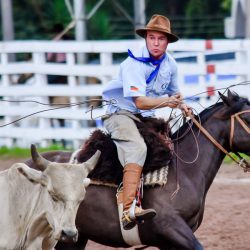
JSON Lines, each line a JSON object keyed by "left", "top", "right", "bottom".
{"left": 51, "top": 195, "right": 58, "bottom": 202}
{"left": 49, "top": 191, "right": 60, "bottom": 202}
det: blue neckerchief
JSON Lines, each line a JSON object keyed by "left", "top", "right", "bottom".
{"left": 127, "top": 49, "right": 166, "bottom": 84}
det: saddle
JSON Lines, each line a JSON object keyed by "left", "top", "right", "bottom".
{"left": 77, "top": 116, "right": 173, "bottom": 185}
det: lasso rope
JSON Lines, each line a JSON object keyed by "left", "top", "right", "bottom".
{"left": 0, "top": 99, "right": 116, "bottom": 128}
{"left": 0, "top": 81, "right": 250, "bottom": 128}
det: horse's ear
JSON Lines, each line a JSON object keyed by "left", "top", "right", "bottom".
{"left": 227, "top": 89, "right": 240, "bottom": 103}
{"left": 218, "top": 91, "right": 230, "bottom": 106}
{"left": 227, "top": 89, "right": 234, "bottom": 101}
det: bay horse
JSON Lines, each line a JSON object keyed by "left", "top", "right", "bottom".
{"left": 25, "top": 91, "right": 250, "bottom": 250}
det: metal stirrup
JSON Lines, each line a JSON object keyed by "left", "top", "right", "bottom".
{"left": 129, "top": 199, "right": 137, "bottom": 220}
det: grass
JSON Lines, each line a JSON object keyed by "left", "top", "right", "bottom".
{"left": 223, "top": 153, "right": 250, "bottom": 164}
{"left": 0, "top": 144, "right": 68, "bottom": 159}
{"left": 1, "top": 145, "right": 249, "bottom": 164}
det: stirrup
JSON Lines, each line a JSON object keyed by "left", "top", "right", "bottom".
{"left": 122, "top": 210, "right": 136, "bottom": 230}
{"left": 135, "top": 206, "right": 157, "bottom": 222}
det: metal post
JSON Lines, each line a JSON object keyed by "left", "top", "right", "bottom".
{"left": 74, "top": 0, "right": 86, "bottom": 65}
{"left": 1, "top": 0, "right": 15, "bottom": 61}
{"left": 1, "top": 0, "right": 14, "bottom": 41}
{"left": 245, "top": 0, "right": 250, "bottom": 38}
{"left": 133, "top": 0, "right": 146, "bottom": 38}
{"left": 74, "top": 0, "right": 87, "bottom": 127}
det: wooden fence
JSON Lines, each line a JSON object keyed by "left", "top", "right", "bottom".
{"left": 0, "top": 39, "right": 250, "bottom": 148}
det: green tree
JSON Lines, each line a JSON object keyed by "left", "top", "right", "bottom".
{"left": 221, "top": 0, "right": 232, "bottom": 12}
{"left": 13, "top": 0, "right": 71, "bottom": 40}
{"left": 184, "top": 0, "right": 207, "bottom": 38}
{"left": 5, "top": 0, "right": 232, "bottom": 41}
{"left": 184, "top": 0, "right": 231, "bottom": 38}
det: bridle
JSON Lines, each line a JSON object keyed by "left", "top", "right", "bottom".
{"left": 190, "top": 110, "right": 250, "bottom": 172}
{"left": 230, "top": 110, "right": 250, "bottom": 148}
{"left": 171, "top": 107, "right": 250, "bottom": 199}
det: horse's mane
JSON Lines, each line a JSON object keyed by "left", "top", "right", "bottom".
{"left": 172, "top": 92, "right": 249, "bottom": 139}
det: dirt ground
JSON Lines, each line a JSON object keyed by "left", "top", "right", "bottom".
{"left": 1, "top": 158, "right": 250, "bottom": 250}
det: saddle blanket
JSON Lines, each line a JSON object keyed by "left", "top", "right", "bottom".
{"left": 89, "top": 165, "right": 169, "bottom": 187}
{"left": 70, "top": 149, "right": 169, "bottom": 187}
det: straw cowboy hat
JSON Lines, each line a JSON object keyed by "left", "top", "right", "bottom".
{"left": 136, "top": 14, "right": 179, "bottom": 43}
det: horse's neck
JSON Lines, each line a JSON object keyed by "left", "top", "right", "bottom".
{"left": 176, "top": 118, "right": 227, "bottom": 188}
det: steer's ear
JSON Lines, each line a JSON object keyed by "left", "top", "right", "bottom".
{"left": 17, "top": 163, "right": 48, "bottom": 186}
{"left": 82, "top": 150, "right": 101, "bottom": 174}
{"left": 83, "top": 177, "right": 91, "bottom": 188}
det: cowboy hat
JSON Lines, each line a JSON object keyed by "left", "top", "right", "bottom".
{"left": 136, "top": 14, "right": 179, "bottom": 43}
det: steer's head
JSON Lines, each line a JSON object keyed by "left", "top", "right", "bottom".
{"left": 17, "top": 144, "right": 100, "bottom": 243}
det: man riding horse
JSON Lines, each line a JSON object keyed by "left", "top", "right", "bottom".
{"left": 102, "top": 14, "right": 190, "bottom": 230}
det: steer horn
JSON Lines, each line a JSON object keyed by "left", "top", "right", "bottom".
{"left": 31, "top": 144, "right": 51, "bottom": 171}
{"left": 83, "top": 150, "right": 101, "bottom": 173}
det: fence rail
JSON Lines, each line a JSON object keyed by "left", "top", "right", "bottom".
{"left": 1, "top": 39, "right": 250, "bottom": 148}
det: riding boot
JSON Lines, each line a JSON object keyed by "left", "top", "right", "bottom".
{"left": 122, "top": 163, "right": 156, "bottom": 230}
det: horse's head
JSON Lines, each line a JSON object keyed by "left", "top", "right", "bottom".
{"left": 218, "top": 90, "right": 250, "bottom": 155}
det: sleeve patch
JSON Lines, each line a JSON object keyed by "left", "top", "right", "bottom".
{"left": 130, "top": 86, "right": 139, "bottom": 92}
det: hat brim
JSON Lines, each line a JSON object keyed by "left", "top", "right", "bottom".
{"left": 136, "top": 28, "right": 179, "bottom": 43}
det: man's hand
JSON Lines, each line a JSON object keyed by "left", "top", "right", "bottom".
{"left": 170, "top": 94, "right": 192, "bottom": 116}
{"left": 178, "top": 103, "right": 192, "bottom": 117}
{"left": 167, "top": 95, "right": 182, "bottom": 108}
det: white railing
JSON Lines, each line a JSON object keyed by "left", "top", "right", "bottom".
{"left": 1, "top": 39, "right": 250, "bottom": 148}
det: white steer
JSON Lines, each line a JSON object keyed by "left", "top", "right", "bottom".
{"left": 0, "top": 144, "right": 100, "bottom": 250}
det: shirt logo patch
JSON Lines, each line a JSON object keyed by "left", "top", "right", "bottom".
{"left": 130, "top": 86, "right": 139, "bottom": 91}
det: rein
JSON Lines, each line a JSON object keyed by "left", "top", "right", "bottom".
{"left": 190, "top": 112, "right": 250, "bottom": 172}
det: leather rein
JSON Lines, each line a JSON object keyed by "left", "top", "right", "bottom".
{"left": 189, "top": 110, "right": 250, "bottom": 172}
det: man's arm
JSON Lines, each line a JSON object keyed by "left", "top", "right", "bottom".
{"left": 133, "top": 95, "right": 182, "bottom": 110}
{"left": 133, "top": 95, "right": 192, "bottom": 115}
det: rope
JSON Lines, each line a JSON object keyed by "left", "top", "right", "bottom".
{"left": 1, "top": 81, "right": 250, "bottom": 127}
{"left": 0, "top": 99, "right": 114, "bottom": 128}
{"left": 172, "top": 119, "right": 200, "bottom": 164}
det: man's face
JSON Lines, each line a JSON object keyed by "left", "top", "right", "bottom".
{"left": 146, "top": 30, "right": 168, "bottom": 60}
